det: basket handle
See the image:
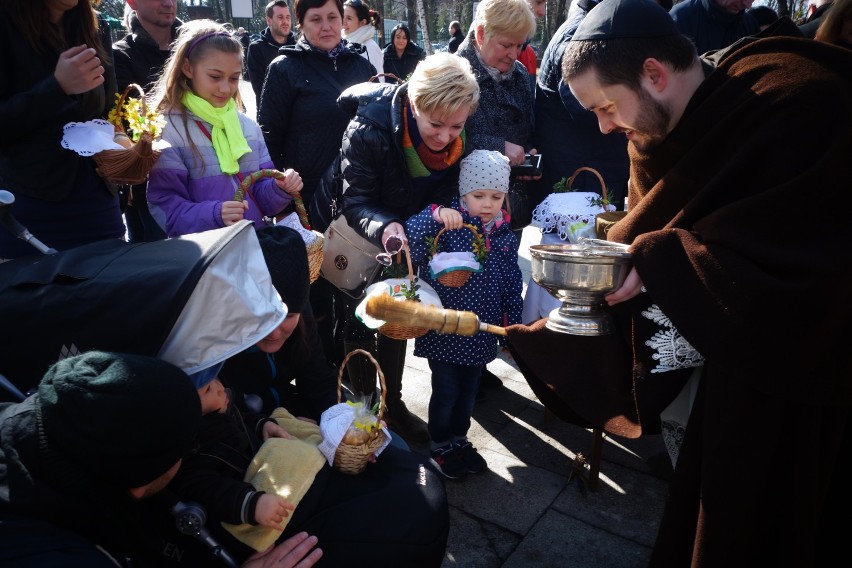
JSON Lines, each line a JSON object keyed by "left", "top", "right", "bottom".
{"left": 432, "top": 223, "right": 478, "bottom": 256}
{"left": 336, "top": 349, "right": 387, "bottom": 420}
{"left": 567, "top": 167, "right": 608, "bottom": 203}
{"left": 109, "top": 83, "right": 147, "bottom": 134}
{"left": 234, "top": 169, "right": 311, "bottom": 230}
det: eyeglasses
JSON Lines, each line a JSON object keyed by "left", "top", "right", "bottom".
{"left": 375, "top": 234, "right": 404, "bottom": 267}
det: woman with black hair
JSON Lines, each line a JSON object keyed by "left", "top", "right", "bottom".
{"left": 382, "top": 23, "right": 425, "bottom": 82}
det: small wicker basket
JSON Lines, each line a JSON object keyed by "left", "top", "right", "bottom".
{"left": 431, "top": 225, "right": 482, "bottom": 288}
{"left": 378, "top": 243, "right": 429, "bottom": 340}
{"left": 93, "top": 83, "right": 162, "bottom": 185}
{"left": 334, "top": 349, "right": 388, "bottom": 475}
{"left": 234, "top": 169, "right": 324, "bottom": 283}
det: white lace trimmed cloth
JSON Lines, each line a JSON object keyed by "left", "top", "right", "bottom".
{"left": 531, "top": 192, "right": 610, "bottom": 241}
{"left": 640, "top": 303, "right": 705, "bottom": 468}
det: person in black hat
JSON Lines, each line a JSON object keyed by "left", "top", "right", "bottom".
{"left": 0, "top": 351, "right": 324, "bottom": 567}
{"left": 221, "top": 225, "right": 339, "bottom": 421}
{"left": 532, "top": 0, "right": 851, "bottom": 565}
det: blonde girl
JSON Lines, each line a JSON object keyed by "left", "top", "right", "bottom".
{"left": 147, "top": 20, "right": 303, "bottom": 238}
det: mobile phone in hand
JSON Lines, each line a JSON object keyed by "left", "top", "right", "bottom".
{"left": 510, "top": 154, "right": 542, "bottom": 177}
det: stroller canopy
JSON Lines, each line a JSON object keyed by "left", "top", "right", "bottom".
{"left": 0, "top": 221, "right": 285, "bottom": 400}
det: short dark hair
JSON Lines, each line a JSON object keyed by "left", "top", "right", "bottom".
{"left": 562, "top": 35, "right": 697, "bottom": 91}
{"left": 266, "top": 0, "right": 289, "bottom": 19}
{"left": 294, "top": 0, "right": 343, "bottom": 26}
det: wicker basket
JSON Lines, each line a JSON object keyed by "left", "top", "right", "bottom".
{"left": 378, "top": 243, "right": 429, "bottom": 340}
{"left": 564, "top": 167, "right": 619, "bottom": 240}
{"left": 334, "top": 349, "right": 388, "bottom": 475}
{"left": 93, "top": 83, "right": 162, "bottom": 185}
{"left": 235, "top": 169, "right": 324, "bottom": 283}
{"left": 431, "top": 225, "right": 481, "bottom": 288}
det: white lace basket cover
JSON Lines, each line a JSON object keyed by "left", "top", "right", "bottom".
{"left": 531, "top": 192, "right": 607, "bottom": 240}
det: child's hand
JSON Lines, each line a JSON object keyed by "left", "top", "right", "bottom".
{"left": 437, "top": 207, "right": 464, "bottom": 230}
{"left": 255, "top": 493, "right": 295, "bottom": 530}
{"left": 221, "top": 200, "right": 248, "bottom": 225}
{"left": 262, "top": 420, "right": 294, "bottom": 441}
{"left": 275, "top": 169, "right": 304, "bottom": 195}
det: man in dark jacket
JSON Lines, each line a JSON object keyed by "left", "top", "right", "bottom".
{"left": 112, "top": 0, "right": 180, "bottom": 243}
{"left": 669, "top": 0, "right": 760, "bottom": 54}
{"left": 447, "top": 20, "right": 464, "bottom": 53}
{"left": 247, "top": 1, "right": 297, "bottom": 111}
{"left": 529, "top": 0, "right": 630, "bottom": 211}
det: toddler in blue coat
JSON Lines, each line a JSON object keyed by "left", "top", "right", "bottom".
{"left": 405, "top": 149, "right": 523, "bottom": 479}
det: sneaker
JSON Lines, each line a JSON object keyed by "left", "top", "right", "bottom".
{"left": 429, "top": 444, "right": 468, "bottom": 479}
{"left": 455, "top": 439, "right": 488, "bottom": 473}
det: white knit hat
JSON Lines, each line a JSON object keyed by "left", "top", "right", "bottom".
{"left": 459, "top": 150, "right": 510, "bottom": 196}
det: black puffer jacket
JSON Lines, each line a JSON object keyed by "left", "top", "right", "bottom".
{"left": 112, "top": 13, "right": 182, "bottom": 92}
{"left": 257, "top": 38, "right": 375, "bottom": 213}
{"left": 382, "top": 41, "right": 426, "bottom": 82}
{"left": 246, "top": 27, "right": 296, "bottom": 108}
{"left": 312, "top": 81, "right": 459, "bottom": 246}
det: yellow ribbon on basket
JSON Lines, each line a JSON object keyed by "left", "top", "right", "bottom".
{"left": 222, "top": 407, "right": 326, "bottom": 551}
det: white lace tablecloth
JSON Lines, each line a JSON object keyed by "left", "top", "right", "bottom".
{"left": 530, "top": 192, "right": 607, "bottom": 241}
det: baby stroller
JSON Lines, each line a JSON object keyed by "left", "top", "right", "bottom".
{"left": 0, "top": 191, "right": 286, "bottom": 565}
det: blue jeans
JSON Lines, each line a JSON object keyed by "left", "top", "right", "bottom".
{"left": 427, "top": 359, "right": 483, "bottom": 444}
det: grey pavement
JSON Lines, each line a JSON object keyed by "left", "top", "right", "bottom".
{"left": 240, "top": 80, "right": 672, "bottom": 567}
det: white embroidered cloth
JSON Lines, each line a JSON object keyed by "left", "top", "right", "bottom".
{"left": 276, "top": 212, "right": 321, "bottom": 246}
{"left": 531, "top": 192, "right": 610, "bottom": 241}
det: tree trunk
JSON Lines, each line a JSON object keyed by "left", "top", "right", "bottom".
{"left": 417, "top": 0, "right": 432, "bottom": 53}
{"left": 375, "top": 0, "right": 386, "bottom": 47}
{"left": 406, "top": 0, "right": 418, "bottom": 37}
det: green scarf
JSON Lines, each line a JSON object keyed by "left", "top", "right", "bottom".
{"left": 182, "top": 92, "right": 251, "bottom": 175}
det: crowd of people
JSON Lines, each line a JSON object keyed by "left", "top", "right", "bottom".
{"left": 1, "top": 0, "right": 851, "bottom": 566}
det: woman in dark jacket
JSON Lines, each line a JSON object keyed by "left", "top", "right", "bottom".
{"left": 258, "top": 0, "right": 375, "bottom": 213}
{"left": 0, "top": 0, "right": 124, "bottom": 260}
{"left": 382, "top": 23, "right": 426, "bottom": 82}
{"left": 312, "top": 53, "right": 480, "bottom": 443}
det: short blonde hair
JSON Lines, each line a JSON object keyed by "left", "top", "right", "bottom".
{"left": 475, "top": 0, "right": 536, "bottom": 41}
{"left": 407, "top": 53, "right": 480, "bottom": 118}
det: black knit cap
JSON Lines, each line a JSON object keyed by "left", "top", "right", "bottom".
{"left": 37, "top": 351, "right": 201, "bottom": 488}
{"left": 256, "top": 225, "right": 310, "bottom": 314}
{"left": 572, "top": 0, "right": 680, "bottom": 41}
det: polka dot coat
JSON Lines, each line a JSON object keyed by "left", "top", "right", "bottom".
{"left": 405, "top": 198, "right": 523, "bottom": 366}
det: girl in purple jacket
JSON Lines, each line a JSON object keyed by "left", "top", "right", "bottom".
{"left": 147, "top": 20, "right": 303, "bottom": 237}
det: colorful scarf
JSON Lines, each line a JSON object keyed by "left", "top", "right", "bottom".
{"left": 402, "top": 102, "right": 465, "bottom": 178}
{"left": 182, "top": 91, "right": 250, "bottom": 175}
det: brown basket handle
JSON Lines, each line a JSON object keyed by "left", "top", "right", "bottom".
{"left": 567, "top": 167, "right": 608, "bottom": 203}
{"left": 336, "top": 349, "right": 387, "bottom": 420}
{"left": 432, "top": 224, "right": 478, "bottom": 255}
{"left": 234, "top": 169, "right": 311, "bottom": 229}
{"left": 109, "top": 83, "right": 147, "bottom": 135}
{"left": 370, "top": 72, "right": 402, "bottom": 84}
